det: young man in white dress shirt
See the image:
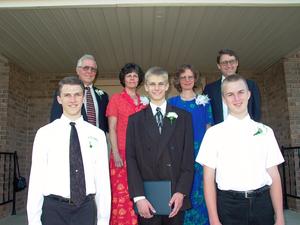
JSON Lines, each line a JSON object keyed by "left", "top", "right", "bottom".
{"left": 27, "top": 76, "right": 111, "bottom": 225}
{"left": 196, "top": 74, "right": 285, "bottom": 225}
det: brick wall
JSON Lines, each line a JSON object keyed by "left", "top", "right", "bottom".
{"left": 0, "top": 55, "right": 9, "bottom": 154}
{"left": 283, "top": 53, "right": 300, "bottom": 211}
{"left": 0, "top": 55, "right": 10, "bottom": 218}
{"left": 0, "top": 55, "right": 31, "bottom": 217}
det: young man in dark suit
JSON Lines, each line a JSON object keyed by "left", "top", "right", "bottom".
{"left": 203, "top": 49, "right": 261, "bottom": 124}
{"left": 50, "top": 54, "right": 109, "bottom": 133}
{"left": 126, "top": 67, "right": 194, "bottom": 225}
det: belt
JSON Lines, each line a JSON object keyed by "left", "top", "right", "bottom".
{"left": 46, "top": 194, "right": 95, "bottom": 204}
{"left": 218, "top": 185, "right": 270, "bottom": 199}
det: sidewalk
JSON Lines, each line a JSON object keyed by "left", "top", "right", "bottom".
{"left": 0, "top": 209, "right": 299, "bottom": 225}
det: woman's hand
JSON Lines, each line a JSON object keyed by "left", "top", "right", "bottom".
{"left": 112, "top": 150, "right": 123, "bottom": 168}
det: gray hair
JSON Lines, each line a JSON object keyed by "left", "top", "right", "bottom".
{"left": 76, "top": 54, "right": 97, "bottom": 68}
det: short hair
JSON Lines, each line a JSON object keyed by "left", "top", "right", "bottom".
{"left": 76, "top": 54, "right": 97, "bottom": 68}
{"left": 221, "top": 74, "right": 249, "bottom": 95}
{"left": 217, "top": 48, "right": 239, "bottom": 64}
{"left": 145, "top": 67, "right": 168, "bottom": 83}
{"left": 119, "top": 63, "right": 144, "bottom": 87}
{"left": 57, "top": 76, "right": 85, "bottom": 96}
{"left": 173, "top": 64, "right": 200, "bottom": 92}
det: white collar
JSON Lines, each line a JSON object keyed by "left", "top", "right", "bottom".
{"left": 150, "top": 101, "right": 167, "bottom": 116}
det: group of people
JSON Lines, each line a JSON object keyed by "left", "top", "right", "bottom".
{"left": 27, "top": 48, "right": 285, "bottom": 225}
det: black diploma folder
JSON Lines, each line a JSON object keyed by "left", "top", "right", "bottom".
{"left": 135, "top": 180, "right": 172, "bottom": 215}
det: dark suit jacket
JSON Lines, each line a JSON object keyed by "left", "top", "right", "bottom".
{"left": 126, "top": 104, "right": 194, "bottom": 210}
{"left": 50, "top": 86, "right": 109, "bottom": 133}
{"left": 203, "top": 78, "right": 261, "bottom": 124}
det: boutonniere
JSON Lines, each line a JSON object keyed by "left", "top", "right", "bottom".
{"left": 140, "top": 96, "right": 150, "bottom": 106}
{"left": 88, "top": 136, "right": 98, "bottom": 148}
{"left": 195, "top": 94, "right": 210, "bottom": 106}
{"left": 166, "top": 112, "right": 178, "bottom": 124}
{"left": 253, "top": 125, "right": 267, "bottom": 136}
{"left": 95, "top": 89, "right": 104, "bottom": 97}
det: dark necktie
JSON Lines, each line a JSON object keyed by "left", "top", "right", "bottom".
{"left": 85, "top": 87, "right": 96, "bottom": 126}
{"left": 69, "top": 122, "right": 86, "bottom": 206}
{"left": 155, "top": 107, "right": 163, "bottom": 134}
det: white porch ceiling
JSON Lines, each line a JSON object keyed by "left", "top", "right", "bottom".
{"left": 0, "top": 1, "right": 300, "bottom": 76}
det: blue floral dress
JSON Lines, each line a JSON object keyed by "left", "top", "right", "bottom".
{"left": 168, "top": 95, "right": 213, "bottom": 225}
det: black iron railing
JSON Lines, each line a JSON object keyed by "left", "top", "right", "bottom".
{"left": 281, "top": 146, "right": 300, "bottom": 209}
{"left": 0, "top": 151, "right": 18, "bottom": 215}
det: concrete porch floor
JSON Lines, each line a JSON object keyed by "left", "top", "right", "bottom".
{"left": 0, "top": 210, "right": 299, "bottom": 225}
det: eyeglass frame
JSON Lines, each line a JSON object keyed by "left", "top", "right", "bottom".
{"left": 79, "top": 66, "right": 97, "bottom": 73}
{"left": 219, "top": 59, "right": 238, "bottom": 66}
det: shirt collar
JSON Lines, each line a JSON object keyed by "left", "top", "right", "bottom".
{"left": 150, "top": 101, "right": 167, "bottom": 116}
{"left": 225, "top": 114, "right": 251, "bottom": 126}
{"left": 60, "top": 114, "right": 84, "bottom": 124}
{"left": 221, "top": 75, "right": 226, "bottom": 82}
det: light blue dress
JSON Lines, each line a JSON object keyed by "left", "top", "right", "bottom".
{"left": 168, "top": 95, "right": 213, "bottom": 225}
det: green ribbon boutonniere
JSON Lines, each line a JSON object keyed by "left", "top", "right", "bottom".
{"left": 253, "top": 128, "right": 263, "bottom": 136}
{"left": 253, "top": 125, "right": 267, "bottom": 136}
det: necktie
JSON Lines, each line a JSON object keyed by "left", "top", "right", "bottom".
{"left": 85, "top": 87, "right": 96, "bottom": 126}
{"left": 69, "top": 122, "right": 86, "bottom": 206}
{"left": 155, "top": 107, "right": 163, "bottom": 134}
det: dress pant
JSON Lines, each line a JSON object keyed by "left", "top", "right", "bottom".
{"left": 217, "top": 188, "right": 274, "bottom": 225}
{"left": 138, "top": 211, "right": 183, "bottom": 225}
{"left": 41, "top": 195, "right": 96, "bottom": 225}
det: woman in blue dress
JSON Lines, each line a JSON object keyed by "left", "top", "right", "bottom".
{"left": 168, "top": 64, "right": 213, "bottom": 225}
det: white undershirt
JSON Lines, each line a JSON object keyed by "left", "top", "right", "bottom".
{"left": 221, "top": 75, "right": 228, "bottom": 121}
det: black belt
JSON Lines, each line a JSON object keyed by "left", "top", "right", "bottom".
{"left": 46, "top": 194, "right": 95, "bottom": 204}
{"left": 218, "top": 185, "right": 270, "bottom": 199}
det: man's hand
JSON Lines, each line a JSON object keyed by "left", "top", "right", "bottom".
{"left": 168, "top": 192, "right": 184, "bottom": 218}
{"left": 136, "top": 199, "right": 156, "bottom": 218}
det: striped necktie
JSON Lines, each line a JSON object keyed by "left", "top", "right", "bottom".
{"left": 85, "top": 87, "right": 96, "bottom": 126}
{"left": 155, "top": 107, "right": 163, "bottom": 134}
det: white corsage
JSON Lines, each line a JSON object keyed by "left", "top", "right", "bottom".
{"left": 166, "top": 112, "right": 178, "bottom": 125}
{"left": 88, "top": 136, "right": 99, "bottom": 148}
{"left": 140, "top": 96, "right": 150, "bottom": 106}
{"left": 95, "top": 89, "right": 104, "bottom": 97}
{"left": 195, "top": 94, "right": 210, "bottom": 106}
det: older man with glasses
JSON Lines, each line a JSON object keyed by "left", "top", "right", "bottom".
{"left": 50, "top": 54, "right": 109, "bottom": 133}
{"left": 203, "top": 48, "right": 261, "bottom": 124}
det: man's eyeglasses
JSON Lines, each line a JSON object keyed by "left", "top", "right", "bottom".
{"left": 179, "top": 76, "right": 194, "bottom": 81}
{"left": 80, "top": 66, "right": 97, "bottom": 73}
{"left": 219, "top": 59, "right": 237, "bottom": 66}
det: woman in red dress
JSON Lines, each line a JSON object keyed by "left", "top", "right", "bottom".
{"left": 106, "top": 63, "right": 148, "bottom": 225}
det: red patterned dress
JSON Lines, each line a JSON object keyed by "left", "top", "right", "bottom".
{"left": 106, "top": 90, "right": 147, "bottom": 225}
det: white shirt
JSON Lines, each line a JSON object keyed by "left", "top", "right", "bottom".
{"left": 27, "top": 115, "right": 111, "bottom": 225}
{"left": 221, "top": 75, "right": 228, "bottom": 120}
{"left": 196, "top": 114, "right": 284, "bottom": 191}
{"left": 84, "top": 85, "right": 100, "bottom": 128}
{"left": 149, "top": 101, "right": 167, "bottom": 116}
